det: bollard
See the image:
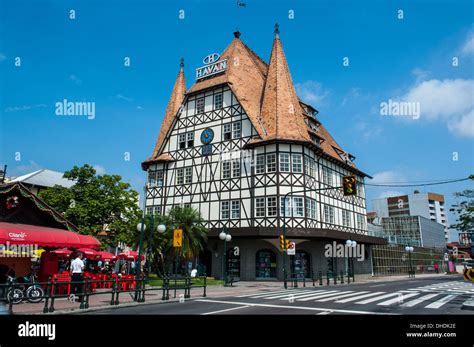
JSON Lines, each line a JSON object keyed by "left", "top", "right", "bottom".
{"left": 347, "top": 272, "right": 351, "bottom": 284}
{"left": 115, "top": 277, "right": 120, "bottom": 305}
{"left": 49, "top": 278, "right": 57, "bottom": 313}
{"left": 203, "top": 276, "right": 207, "bottom": 297}
{"left": 340, "top": 271, "right": 344, "bottom": 284}
{"left": 7, "top": 278, "right": 14, "bottom": 314}
{"left": 79, "top": 277, "right": 86, "bottom": 309}
{"left": 318, "top": 271, "right": 323, "bottom": 286}
{"left": 83, "top": 277, "right": 90, "bottom": 309}
{"left": 110, "top": 279, "right": 116, "bottom": 305}
{"left": 141, "top": 274, "right": 146, "bottom": 302}
{"left": 43, "top": 276, "right": 51, "bottom": 313}
{"left": 333, "top": 273, "right": 337, "bottom": 285}
{"left": 312, "top": 271, "right": 315, "bottom": 287}
{"left": 326, "top": 272, "right": 330, "bottom": 286}
{"left": 303, "top": 275, "right": 306, "bottom": 288}
{"left": 166, "top": 275, "right": 170, "bottom": 300}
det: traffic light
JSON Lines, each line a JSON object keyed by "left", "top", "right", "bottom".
{"left": 279, "top": 235, "right": 291, "bottom": 251}
{"left": 342, "top": 175, "right": 357, "bottom": 196}
{"left": 279, "top": 235, "right": 286, "bottom": 251}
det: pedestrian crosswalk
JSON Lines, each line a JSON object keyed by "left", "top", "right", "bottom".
{"left": 234, "top": 280, "right": 473, "bottom": 310}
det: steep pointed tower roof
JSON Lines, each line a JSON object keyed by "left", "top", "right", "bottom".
{"left": 188, "top": 31, "right": 268, "bottom": 138}
{"left": 260, "top": 24, "right": 311, "bottom": 142}
{"left": 143, "top": 60, "right": 186, "bottom": 167}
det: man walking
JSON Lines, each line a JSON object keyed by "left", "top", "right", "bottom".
{"left": 70, "top": 252, "right": 85, "bottom": 301}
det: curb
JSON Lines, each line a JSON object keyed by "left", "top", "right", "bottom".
{"left": 19, "top": 296, "right": 204, "bottom": 315}
{"left": 461, "top": 297, "right": 474, "bottom": 311}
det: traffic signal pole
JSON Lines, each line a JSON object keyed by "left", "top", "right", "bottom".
{"left": 281, "top": 183, "right": 357, "bottom": 290}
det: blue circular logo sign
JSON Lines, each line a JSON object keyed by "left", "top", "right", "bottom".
{"left": 203, "top": 53, "right": 220, "bottom": 65}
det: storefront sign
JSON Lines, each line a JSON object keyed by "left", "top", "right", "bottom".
{"left": 196, "top": 53, "right": 227, "bottom": 80}
{"left": 287, "top": 242, "right": 296, "bottom": 255}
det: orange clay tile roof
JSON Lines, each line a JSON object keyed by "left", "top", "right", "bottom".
{"left": 142, "top": 30, "right": 364, "bottom": 174}
{"left": 142, "top": 62, "right": 186, "bottom": 166}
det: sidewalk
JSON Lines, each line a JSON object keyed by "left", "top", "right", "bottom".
{"left": 9, "top": 273, "right": 463, "bottom": 315}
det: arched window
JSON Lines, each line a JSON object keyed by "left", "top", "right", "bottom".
{"left": 256, "top": 249, "right": 277, "bottom": 278}
{"left": 291, "top": 250, "right": 311, "bottom": 278}
{"left": 227, "top": 246, "right": 240, "bottom": 279}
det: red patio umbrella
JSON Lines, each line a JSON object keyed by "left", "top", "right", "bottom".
{"left": 117, "top": 250, "right": 144, "bottom": 261}
{"left": 97, "top": 251, "right": 116, "bottom": 262}
{"left": 75, "top": 248, "right": 100, "bottom": 260}
{"left": 51, "top": 248, "right": 72, "bottom": 257}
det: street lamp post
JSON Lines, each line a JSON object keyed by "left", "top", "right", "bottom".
{"left": 135, "top": 221, "right": 146, "bottom": 301}
{"left": 346, "top": 240, "right": 357, "bottom": 279}
{"left": 219, "top": 229, "right": 231, "bottom": 286}
{"left": 405, "top": 246, "right": 415, "bottom": 278}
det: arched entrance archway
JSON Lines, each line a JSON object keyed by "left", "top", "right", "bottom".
{"left": 291, "top": 250, "right": 311, "bottom": 278}
{"left": 256, "top": 249, "right": 277, "bottom": 278}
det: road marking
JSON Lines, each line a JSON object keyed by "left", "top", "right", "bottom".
{"left": 370, "top": 284, "right": 386, "bottom": 288}
{"left": 317, "top": 311, "right": 332, "bottom": 315}
{"left": 355, "top": 292, "right": 406, "bottom": 304}
{"left": 317, "top": 291, "right": 370, "bottom": 302}
{"left": 425, "top": 294, "right": 458, "bottom": 309}
{"left": 263, "top": 290, "right": 321, "bottom": 300}
{"left": 201, "top": 305, "right": 250, "bottom": 315}
{"left": 401, "top": 293, "right": 439, "bottom": 307}
{"left": 236, "top": 289, "right": 301, "bottom": 298}
{"left": 335, "top": 292, "right": 386, "bottom": 303}
{"left": 377, "top": 293, "right": 420, "bottom": 306}
{"left": 195, "top": 299, "right": 397, "bottom": 315}
{"left": 296, "top": 291, "right": 349, "bottom": 302}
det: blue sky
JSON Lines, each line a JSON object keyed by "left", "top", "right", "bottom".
{"left": 1, "top": 0, "right": 473, "bottom": 241}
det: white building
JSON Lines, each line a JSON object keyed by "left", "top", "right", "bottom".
{"left": 142, "top": 27, "right": 385, "bottom": 280}
{"left": 371, "top": 191, "right": 448, "bottom": 241}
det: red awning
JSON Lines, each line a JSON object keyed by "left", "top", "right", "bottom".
{"left": 0, "top": 222, "right": 101, "bottom": 249}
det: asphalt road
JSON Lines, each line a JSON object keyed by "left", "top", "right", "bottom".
{"left": 91, "top": 276, "right": 474, "bottom": 315}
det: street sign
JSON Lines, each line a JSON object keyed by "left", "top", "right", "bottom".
{"left": 287, "top": 241, "right": 296, "bottom": 255}
{"left": 173, "top": 229, "right": 183, "bottom": 248}
{"left": 463, "top": 268, "right": 474, "bottom": 282}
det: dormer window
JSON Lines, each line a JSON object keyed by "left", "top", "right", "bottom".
{"left": 196, "top": 98, "right": 205, "bottom": 114}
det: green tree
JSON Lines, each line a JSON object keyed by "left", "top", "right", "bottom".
{"left": 141, "top": 207, "right": 208, "bottom": 274}
{"left": 39, "top": 164, "right": 142, "bottom": 247}
{"left": 450, "top": 175, "right": 474, "bottom": 233}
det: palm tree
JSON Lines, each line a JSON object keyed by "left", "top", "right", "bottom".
{"left": 142, "top": 207, "right": 208, "bottom": 275}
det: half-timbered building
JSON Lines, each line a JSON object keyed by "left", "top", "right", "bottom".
{"left": 142, "top": 27, "right": 385, "bottom": 281}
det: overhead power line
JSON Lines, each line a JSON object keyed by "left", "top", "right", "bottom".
{"left": 364, "top": 177, "right": 471, "bottom": 188}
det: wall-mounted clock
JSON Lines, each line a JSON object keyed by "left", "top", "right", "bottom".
{"left": 200, "top": 128, "right": 214, "bottom": 144}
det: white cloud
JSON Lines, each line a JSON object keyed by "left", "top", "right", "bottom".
{"left": 447, "top": 109, "right": 474, "bottom": 137}
{"left": 401, "top": 78, "right": 474, "bottom": 137}
{"left": 93, "top": 165, "right": 106, "bottom": 175}
{"left": 69, "top": 74, "right": 82, "bottom": 85}
{"left": 4, "top": 104, "right": 47, "bottom": 112}
{"left": 115, "top": 94, "right": 134, "bottom": 102}
{"left": 136, "top": 105, "right": 143, "bottom": 110}
{"left": 411, "top": 68, "right": 430, "bottom": 84}
{"left": 461, "top": 31, "right": 474, "bottom": 56}
{"left": 295, "top": 80, "right": 330, "bottom": 105}
{"left": 371, "top": 170, "right": 407, "bottom": 185}
{"left": 12, "top": 161, "right": 42, "bottom": 175}
{"left": 0, "top": 53, "right": 6, "bottom": 62}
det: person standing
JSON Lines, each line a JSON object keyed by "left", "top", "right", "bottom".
{"left": 434, "top": 262, "right": 439, "bottom": 274}
{"left": 70, "top": 252, "right": 85, "bottom": 301}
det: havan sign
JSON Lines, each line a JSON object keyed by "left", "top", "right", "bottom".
{"left": 196, "top": 53, "right": 227, "bottom": 80}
